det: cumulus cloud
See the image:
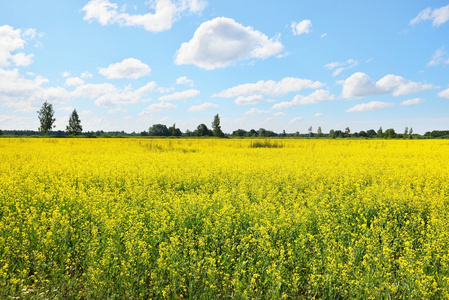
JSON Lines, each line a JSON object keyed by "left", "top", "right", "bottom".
{"left": 99, "top": 58, "right": 151, "bottom": 79}
{"left": 400, "top": 98, "right": 424, "bottom": 106}
{"left": 0, "top": 68, "right": 70, "bottom": 112}
{"left": 158, "top": 89, "right": 200, "bottom": 101}
{"left": 234, "top": 95, "right": 267, "bottom": 105}
{"left": 82, "top": 0, "right": 206, "bottom": 32}
{"left": 214, "top": 77, "right": 323, "bottom": 98}
{"left": 175, "top": 17, "right": 284, "bottom": 70}
{"left": 244, "top": 108, "right": 268, "bottom": 115}
{"left": 410, "top": 4, "right": 449, "bottom": 27}
{"left": 288, "top": 117, "right": 303, "bottom": 124}
{"left": 272, "top": 89, "right": 335, "bottom": 109}
{"left": 341, "top": 72, "right": 438, "bottom": 98}
{"left": 71, "top": 81, "right": 157, "bottom": 107}
{"left": 427, "top": 47, "right": 449, "bottom": 67}
{"left": 0, "top": 25, "right": 35, "bottom": 67}
{"left": 81, "top": 71, "right": 93, "bottom": 78}
{"left": 176, "top": 76, "right": 194, "bottom": 86}
{"left": 93, "top": 82, "right": 156, "bottom": 107}
{"left": 140, "top": 102, "right": 177, "bottom": 114}
{"left": 345, "top": 101, "right": 394, "bottom": 112}
{"left": 188, "top": 102, "right": 218, "bottom": 112}
{"left": 438, "top": 88, "right": 449, "bottom": 99}
{"left": 291, "top": 20, "right": 312, "bottom": 35}
{"left": 324, "top": 59, "right": 358, "bottom": 76}
{"left": 65, "top": 77, "right": 85, "bottom": 86}
{"left": 315, "top": 112, "right": 323, "bottom": 117}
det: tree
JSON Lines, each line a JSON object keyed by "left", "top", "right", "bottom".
{"left": 66, "top": 109, "right": 83, "bottom": 136}
{"left": 37, "top": 101, "right": 56, "bottom": 135}
{"left": 344, "top": 127, "right": 350, "bottom": 138}
{"left": 0, "top": 129, "right": 3, "bottom": 136}
{"left": 367, "top": 129, "right": 376, "bottom": 138}
{"left": 377, "top": 126, "right": 383, "bottom": 138}
{"left": 148, "top": 124, "right": 171, "bottom": 136}
{"left": 169, "top": 123, "right": 182, "bottom": 136}
{"left": 384, "top": 128, "right": 396, "bottom": 139}
{"left": 212, "top": 114, "right": 224, "bottom": 137}
{"left": 308, "top": 126, "right": 313, "bottom": 137}
{"left": 232, "top": 129, "right": 247, "bottom": 137}
{"left": 317, "top": 126, "right": 322, "bottom": 137}
{"left": 329, "top": 129, "right": 335, "bottom": 139}
{"left": 403, "top": 126, "right": 409, "bottom": 139}
{"left": 409, "top": 127, "right": 413, "bottom": 139}
{"left": 194, "top": 124, "right": 213, "bottom": 136}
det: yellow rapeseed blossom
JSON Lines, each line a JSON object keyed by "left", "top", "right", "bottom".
{"left": 0, "top": 138, "right": 448, "bottom": 298}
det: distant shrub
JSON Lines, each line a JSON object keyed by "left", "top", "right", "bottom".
{"left": 249, "top": 139, "right": 284, "bottom": 148}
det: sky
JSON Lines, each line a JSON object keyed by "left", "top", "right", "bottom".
{"left": 0, "top": 0, "right": 448, "bottom": 134}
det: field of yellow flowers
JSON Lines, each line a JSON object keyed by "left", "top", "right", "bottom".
{"left": 1, "top": 138, "right": 449, "bottom": 298}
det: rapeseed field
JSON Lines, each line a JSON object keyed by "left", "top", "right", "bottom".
{"left": 1, "top": 138, "right": 448, "bottom": 299}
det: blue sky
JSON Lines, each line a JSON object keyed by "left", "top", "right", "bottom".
{"left": 1, "top": 0, "right": 448, "bottom": 134}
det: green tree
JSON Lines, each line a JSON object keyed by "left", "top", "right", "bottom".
{"left": 66, "top": 109, "right": 83, "bottom": 136}
{"left": 37, "top": 101, "right": 56, "bottom": 135}
{"left": 195, "top": 124, "right": 213, "bottom": 136}
{"left": 169, "top": 123, "right": 182, "bottom": 136}
{"left": 384, "top": 128, "right": 396, "bottom": 139}
{"left": 317, "top": 126, "right": 322, "bottom": 137}
{"left": 409, "top": 127, "right": 413, "bottom": 139}
{"left": 344, "top": 127, "right": 350, "bottom": 137}
{"left": 403, "top": 126, "right": 409, "bottom": 139}
{"left": 212, "top": 114, "right": 224, "bottom": 137}
{"left": 377, "top": 126, "right": 383, "bottom": 138}
{"left": 329, "top": 129, "right": 335, "bottom": 139}
{"left": 308, "top": 126, "right": 313, "bottom": 137}
{"left": 148, "top": 124, "right": 171, "bottom": 136}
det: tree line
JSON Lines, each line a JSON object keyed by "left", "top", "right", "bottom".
{"left": 0, "top": 101, "right": 448, "bottom": 139}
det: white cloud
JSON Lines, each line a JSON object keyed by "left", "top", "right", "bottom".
{"left": 274, "top": 112, "right": 286, "bottom": 117}
{"left": 107, "top": 107, "right": 127, "bottom": 114}
{"left": 320, "top": 33, "right": 327, "bottom": 38}
{"left": 81, "top": 71, "right": 93, "bottom": 78}
{"left": 158, "top": 89, "right": 200, "bottom": 101}
{"left": 214, "top": 77, "right": 323, "bottom": 98}
{"left": 291, "top": 20, "right": 312, "bottom": 35}
{"left": 400, "top": 98, "right": 424, "bottom": 106}
{"left": 438, "top": 88, "right": 449, "bottom": 99}
{"left": 82, "top": 0, "right": 206, "bottom": 32}
{"left": 71, "top": 83, "right": 119, "bottom": 99}
{"left": 324, "top": 59, "right": 358, "bottom": 76}
{"left": 71, "top": 81, "right": 157, "bottom": 107}
{"left": 99, "top": 58, "right": 151, "bottom": 79}
{"left": 62, "top": 71, "right": 71, "bottom": 78}
{"left": 188, "top": 102, "right": 218, "bottom": 112}
{"left": 341, "top": 72, "right": 438, "bottom": 98}
{"left": 65, "top": 77, "right": 85, "bottom": 86}
{"left": 234, "top": 95, "right": 266, "bottom": 105}
{"left": 140, "top": 102, "right": 177, "bottom": 114}
{"left": 0, "top": 25, "right": 35, "bottom": 67}
{"left": 410, "top": 5, "right": 449, "bottom": 27}
{"left": 0, "top": 115, "right": 36, "bottom": 130}
{"left": 427, "top": 48, "right": 449, "bottom": 67}
{"left": 244, "top": 108, "right": 268, "bottom": 115}
{"left": 315, "top": 112, "right": 323, "bottom": 117}
{"left": 174, "top": 17, "right": 284, "bottom": 70}
{"left": 0, "top": 68, "right": 71, "bottom": 112}
{"left": 93, "top": 82, "right": 157, "bottom": 107}
{"left": 288, "top": 117, "right": 303, "bottom": 124}
{"left": 345, "top": 101, "right": 394, "bottom": 112}
{"left": 272, "top": 89, "right": 334, "bottom": 109}
{"left": 176, "top": 76, "right": 194, "bottom": 86}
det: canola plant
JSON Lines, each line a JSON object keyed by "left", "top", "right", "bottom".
{"left": 0, "top": 138, "right": 448, "bottom": 299}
